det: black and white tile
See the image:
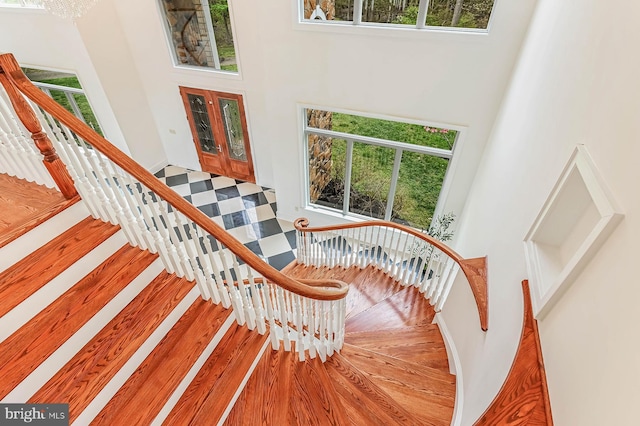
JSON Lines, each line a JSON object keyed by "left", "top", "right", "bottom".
{"left": 155, "top": 165, "right": 297, "bottom": 270}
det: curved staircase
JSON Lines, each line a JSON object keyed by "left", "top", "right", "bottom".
{"left": 225, "top": 263, "right": 456, "bottom": 425}
{"left": 0, "top": 200, "right": 455, "bottom": 425}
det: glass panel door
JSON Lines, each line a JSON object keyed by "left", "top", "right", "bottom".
{"left": 180, "top": 87, "right": 255, "bottom": 182}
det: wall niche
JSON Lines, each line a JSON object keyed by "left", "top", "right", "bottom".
{"left": 524, "top": 145, "right": 623, "bottom": 317}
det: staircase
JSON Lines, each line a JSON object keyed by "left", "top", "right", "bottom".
{"left": 0, "top": 197, "right": 455, "bottom": 425}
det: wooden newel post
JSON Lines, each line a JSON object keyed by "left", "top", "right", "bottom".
{"left": 0, "top": 68, "right": 77, "bottom": 199}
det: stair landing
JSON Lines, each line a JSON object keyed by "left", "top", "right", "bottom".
{"left": 0, "top": 173, "right": 77, "bottom": 248}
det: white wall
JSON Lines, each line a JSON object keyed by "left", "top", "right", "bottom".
{"left": 0, "top": 7, "right": 131, "bottom": 156}
{"left": 445, "top": 0, "right": 640, "bottom": 423}
{"left": 77, "top": 0, "right": 537, "bottom": 224}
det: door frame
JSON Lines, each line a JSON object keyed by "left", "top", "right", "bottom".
{"left": 180, "top": 86, "right": 256, "bottom": 183}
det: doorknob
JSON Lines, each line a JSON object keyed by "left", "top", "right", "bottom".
{"left": 217, "top": 144, "right": 222, "bottom": 152}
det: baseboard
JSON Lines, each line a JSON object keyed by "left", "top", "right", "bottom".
{"left": 434, "top": 312, "right": 464, "bottom": 426}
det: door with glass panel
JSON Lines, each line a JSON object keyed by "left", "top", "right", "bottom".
{"left": 179, "top": 87, "right": 255, "bottom": 183}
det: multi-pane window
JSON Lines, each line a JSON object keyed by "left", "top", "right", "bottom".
{"left": 302, "top": 0, "right": 494, "bottom": 30}
{"left": 23, "top": 68, "right": 103, "bottom": 136}
{"left": 158, "top": 0, "right": 237, "bottom": 72}
{"left": 305, "top": 108, "right": 456, "bottom": 230}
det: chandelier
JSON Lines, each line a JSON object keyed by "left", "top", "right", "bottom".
{"left": 41, "top": 0, "right": 102, "bottom": 19}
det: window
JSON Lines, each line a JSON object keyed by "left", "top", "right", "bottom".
{"left": 23, "top": 68, "right": 103, "bottom": 136}
{"left": 158, "top": 0, "right": 237, "bottom": 72}
{"left": 301, "top": 0, "right": 494, "bottom": 30}
{"left": 304, "top": 108, "right": 456, "bottom": 230}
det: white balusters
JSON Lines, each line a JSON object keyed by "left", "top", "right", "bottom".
{"left": 0, "top": 93, "right": 55, "bottom": 187}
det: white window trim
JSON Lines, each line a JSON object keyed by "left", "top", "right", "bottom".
{"left": 155, "top": 0, "right": 242, "bottom": 76}
{"left": 300, "top": 105, "right": 463, "bottom": 228}
{"left": 295, "top": 0, "right": 495, "bottom": 35}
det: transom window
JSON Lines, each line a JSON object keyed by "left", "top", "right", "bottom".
{"left": 158, "top": 0, "right": 237, "bottom": 72}
{"left": 301, "top": 0, "right": 494, "bottom": 30}
{"left": 304, "top": 108, "right": 456, "bottom": 230}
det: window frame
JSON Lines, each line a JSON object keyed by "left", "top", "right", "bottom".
{"left": 301, "top": 106, "right": 460, "bottom": 229}
{"left": 297, "top": 0, "right": 496, "bottom": 33}
{"left": 156, "top": 0, "right": 240, "bottom": 74}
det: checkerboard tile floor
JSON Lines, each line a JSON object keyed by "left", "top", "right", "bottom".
{"left": 155, "top": 165, "right": 297, "bottom": 270}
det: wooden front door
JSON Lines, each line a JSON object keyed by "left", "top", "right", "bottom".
{"left": 180, "top": 87, "right": 255, "bottom": 183}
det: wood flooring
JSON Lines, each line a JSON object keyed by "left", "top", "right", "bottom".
{"left": 0, "top": 173, "right": 78, "bottom": 248}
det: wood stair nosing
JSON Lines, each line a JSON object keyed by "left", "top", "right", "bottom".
{"left": 28, "top": 272, "right": 192, "bottom": 419}
{"left": 91, "top": 299, "right": 233, "bottom": 426}
{"left": 324, "top": 351, "right": 424, "bottom": 426}
{"left": 163, "top": 323, "right": 269, "bottom": 426}
{"left": 0, "top": 244, "right": 157, "bottom": 400}
{"left": 341, "top": 343, "right": 455, "bottom": 426}
{"left": 0, "top": 216, "right": 120, "bottom": 318}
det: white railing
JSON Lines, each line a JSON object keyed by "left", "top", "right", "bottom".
{"left": 295, "top": 219, "right": 459, "bottom": 312}
{"left": 0, "top": 90, "right": 56, "bottom": 188}
{"left": 26, "top": 99, "right": 346, "bottom": 362}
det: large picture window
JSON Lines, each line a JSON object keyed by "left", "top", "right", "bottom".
{"left": 301, "top": 0, "right": 494, "bottom": 30}
{"left": 304, "top": 108, "right": 456, "bottom": 230}
{"left": 159, "top": 0, "right": 237, "bottom": 72}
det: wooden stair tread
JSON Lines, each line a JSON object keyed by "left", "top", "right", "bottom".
{"left": 344, "top": 265, "right": 405, "bottom": 320}
{"left": 92, "top": 299, "right": 232, "bottom": 426}
{"left": 282, "top": 264, "right": 405, "bottom": 320}
{"left": 341, "top": 343, "right": 455, "bottom": 426}
{"left": 0, "top": 216, "right": 119, "bottom": 317}
{"left": 226, "top": 345, "right": 350, "bottom": 425}
{"left": 324, "top": 351, "right": 423, "bottom": 425}
{"left": 164, "top": 323, "right": 268, "bottom": 426}
{"left": 288, "top": 354, "right": 351, "bottom": 425}
{"left": 29, "top": 272, "right": 193, "bottom": 421}
{"left": 346, "top": 286, "right": 436, "bottom": 333}
{"left": 223, "top": 347, "right": 293, "bottom": 426}
{"left": 345, "top": 324, "right": 450, "bottom": 372}
{"left": 0, "top": 173, "right": 71, "bottom": 247}
{"left": 0, "top": 244, "right": 156, "bottom": 399}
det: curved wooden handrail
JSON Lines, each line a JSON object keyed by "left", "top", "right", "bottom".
{"left": 295, "top": 217, "right": 489, "bottom": 330}
{"left": 0, "top": 53, "right": 348, "bottom": 301}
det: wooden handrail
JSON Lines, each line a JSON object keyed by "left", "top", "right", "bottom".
{"left": 0, "top": 67, "right": 77, "bottom": 199}
{"left": 294, "top": 217, "right": 489, "bottom": 330}
{"left": 0, "top": 53, "right": 348, "bottom": 301}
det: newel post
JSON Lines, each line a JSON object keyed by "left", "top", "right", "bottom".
{"left": 0, "top": 55, "right": 77, "bottom": 199}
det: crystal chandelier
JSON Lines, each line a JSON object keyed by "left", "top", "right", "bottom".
{"left": 41, "top": 0, "right": 102, "bottom": 19}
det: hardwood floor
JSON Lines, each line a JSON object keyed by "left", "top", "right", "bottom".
{"left": 0, "top": 173, "right": 78, "bottom": 248}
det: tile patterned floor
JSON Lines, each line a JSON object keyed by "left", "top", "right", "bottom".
{"left": 155, "top": 165, "right": 297, "bottom": 270}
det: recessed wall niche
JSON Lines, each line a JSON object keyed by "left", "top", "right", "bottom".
{"left": 524, "top": 145, "right": 623, "bottom": 318}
